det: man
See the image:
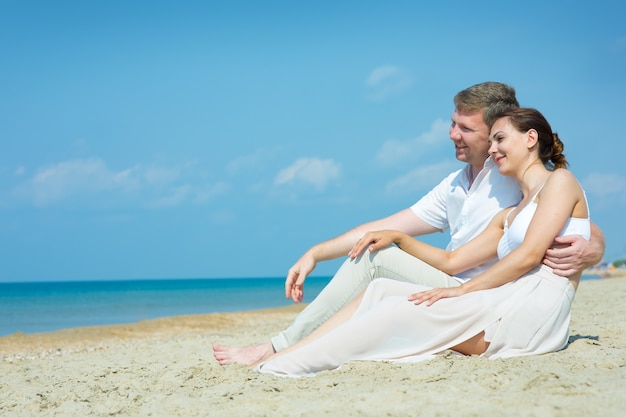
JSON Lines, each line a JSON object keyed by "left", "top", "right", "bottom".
{"left": 213, "top": 82, "right": 605, "bottom": 365}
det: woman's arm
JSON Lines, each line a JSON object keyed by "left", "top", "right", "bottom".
{"left": 353, "top": 209, "right": 508, "bottom": 276}
{"left": 412, "top": 169, "right": 586, "bottom": 305}
{"left": 543, "top": 222, "right": 605, "bottom": 276}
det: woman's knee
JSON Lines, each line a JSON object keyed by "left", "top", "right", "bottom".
{"left": 452, "top": 332, "right": 489, "bottom": 356}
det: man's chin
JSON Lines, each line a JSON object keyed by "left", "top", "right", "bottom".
{"left": 455, "top": 153, "right": 468, "bottom": 163}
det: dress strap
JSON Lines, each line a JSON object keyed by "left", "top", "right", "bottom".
{"left": 531, "top": 182, "right": 547, "bottom": 203}
{"left": 503, "top": 207, "right": 516, "bottom": 228}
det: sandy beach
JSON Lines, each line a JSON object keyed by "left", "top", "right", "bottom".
{"left": 1, "top": 277, "right": 625, "bottom": 417}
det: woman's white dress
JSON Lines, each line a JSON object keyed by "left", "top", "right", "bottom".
{"left": 256, "top": 198, "right": 590, "bottom": 377}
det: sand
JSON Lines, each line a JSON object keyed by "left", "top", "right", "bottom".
{"left": 1, "top": 277, "right": 625, "bottom": 417}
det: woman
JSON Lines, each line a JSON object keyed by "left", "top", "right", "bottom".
{"left": 255, "top": 108, "right": 590, "bottom": 377}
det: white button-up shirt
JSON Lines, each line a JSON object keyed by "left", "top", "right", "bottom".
{"left": 411, "top": 157, "right": 522, "bottom": 281}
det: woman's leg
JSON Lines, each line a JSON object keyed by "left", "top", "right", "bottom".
{"left": 214, "top": 251, "right": 456, "bottom": 366}
{"left": 252, "top": 290, "right": 367, "bottom": 367}
{"left": 256, "top": 280, "right": 505, "bottom": 377}
{"left": 271, "top": 246, "right": 459, "bottom": 351}
{"left": 451, "top": 332, "right": 489, "bottom": 356}
{"left": 269, "top": 278, "right": 441, "bottom": 363}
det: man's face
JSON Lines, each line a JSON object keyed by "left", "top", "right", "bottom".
{"left": 449, "top": 109, "right": 491, "bottom": 169}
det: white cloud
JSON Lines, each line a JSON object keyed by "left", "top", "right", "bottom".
{"left": 26, "top": 158, "right": 139, "bottom": 205}
{"left": 582, "top": 173, "right": 626, "bottom": 199}
{"left": 274, "top": 157, "right": 341, "bottom": 191}
{"left": 193, "top": 182, "right": 230, "bottom": 204}
{"left": 366, "top": 66, "right": 401, "bottom": 86}
{"left": 149, "top": 181, "right": 230, "bottom": 208}
{"left": 365, "top": 65, "right": 413, "bottom": 101}
{"left": 376, "top": 118, "right": 450, "bottom": 166}
{"left": 210, "top": 209, "right": 236, "bottom": 225}
{"left": 227, "top": 149, "right": 275, "bottom": 175}
{"left": 12, "top": 158, "right": 227, "bottom": 208}
{"left": 143, "top": 166, "right": 181, "bottom": 185}
{"left": 385, "top": 161, "right": 460, "bottom": 195}
{"left": 148, "top": 184, "right": 193, "bottom": 208}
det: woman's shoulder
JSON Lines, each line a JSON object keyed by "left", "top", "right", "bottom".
{"left": 546, "top": 168, "right": 579, "bottom": 187}
{"left": 542, "top": 168, "right": 585, "bottom": 206}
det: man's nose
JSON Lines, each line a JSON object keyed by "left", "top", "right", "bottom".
{"left": 449, "top": 125, "right": 461, "bottom": 140}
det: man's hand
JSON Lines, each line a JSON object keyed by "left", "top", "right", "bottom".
{"left": 408, "top": 286, "right": 467, "bottom": 306}
{"left": 285, "top": 252, "right": 317, "bottom": 303}
{"left": 543, "top": 235, "right": 597, "bottom": 276}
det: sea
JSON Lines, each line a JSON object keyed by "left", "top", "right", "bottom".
{"left": 0, "top": 277, "right": 332, "bottom": 337}
{"left": 0, "top": 274, "right": 601, "bottom": 337}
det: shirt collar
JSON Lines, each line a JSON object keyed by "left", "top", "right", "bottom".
{"left": 462, "top": 157, "right": 494, "bottom": 189}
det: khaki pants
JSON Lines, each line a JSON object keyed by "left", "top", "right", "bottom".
{"left": 271, "top": 246, "right": 461, "bottom": 351}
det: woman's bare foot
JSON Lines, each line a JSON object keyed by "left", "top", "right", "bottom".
{"left": 212, "top": 342, "right": 275, "bottom": 366}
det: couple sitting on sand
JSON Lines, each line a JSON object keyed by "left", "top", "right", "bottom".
{"left": 213, "top": 82, "right": 605, "bottom": 377}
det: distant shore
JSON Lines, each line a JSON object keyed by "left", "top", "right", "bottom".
{"left": 584, "top": 267, "right": 626, "bottom": 278}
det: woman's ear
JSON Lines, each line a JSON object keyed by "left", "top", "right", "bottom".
{"left": 526, "top": 129, "right": 539, "bottom": 149}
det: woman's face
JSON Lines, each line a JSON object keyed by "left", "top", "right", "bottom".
{"left": 488, "top": 117, "right": 528, "bottom": 176}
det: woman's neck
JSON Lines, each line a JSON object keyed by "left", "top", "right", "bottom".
{"left": 517, "top": 161, "right": 550, "bottom": 199}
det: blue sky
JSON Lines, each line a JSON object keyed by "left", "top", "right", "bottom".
{"left": 1, "top": 0, "right": 625, "bottom": 282}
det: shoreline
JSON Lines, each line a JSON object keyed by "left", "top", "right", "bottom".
{"left": 0, "top": 276, "right": 334, "bottom": 337}
{"left": 0, "top": 273, "right": 611, "bottom": 338}
{"left": 0, "top": 304, "right": 307, "bottom": 361}
{"left": 1, "top": 277, "right": 625, "bottom": 416}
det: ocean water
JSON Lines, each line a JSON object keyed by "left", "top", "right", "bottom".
{"left": 0, "top": 274, "right": 601, "bottom": 337}
{"left": 0, "top": 277, "right": 331, "bottom": 336}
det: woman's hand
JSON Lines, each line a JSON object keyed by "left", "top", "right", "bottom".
{"left": 348, "top": 230, "right": 401, "bottom": 259}
{"left": 408, "top": 286, "right": 467, "bottom": 306}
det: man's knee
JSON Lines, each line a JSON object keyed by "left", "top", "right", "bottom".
{"left": 343, "top": 245, "right": 415, "bottom": 284}
{"left": 357, "top": 246, "right": 399, "bottom": 267}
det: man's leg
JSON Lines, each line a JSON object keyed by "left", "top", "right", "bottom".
{"left": 213, "top": 246, "right": 459, "bottom": 365}
{"left": 271, "top": 245, "right": 460, "bottom": 351}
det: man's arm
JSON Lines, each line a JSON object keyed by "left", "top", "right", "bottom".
{"left": 285, "top": 208, "right": 441, "bottom": 302}
{"left": 543, "top": 222, "right": 605, "bottom": 276}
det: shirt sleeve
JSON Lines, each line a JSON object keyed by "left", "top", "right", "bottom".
{"left": 410, "top": 169, "right": 460, "bottom": 231}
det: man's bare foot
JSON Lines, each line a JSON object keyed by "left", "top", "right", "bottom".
{"left": 212, "top": 342, "right": 275, "bottom": 366}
